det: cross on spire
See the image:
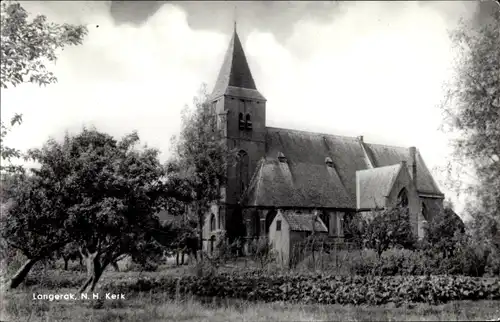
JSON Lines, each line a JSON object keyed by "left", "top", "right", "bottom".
{"left": 233, "top": 4, "right": 238, "bottom": 33}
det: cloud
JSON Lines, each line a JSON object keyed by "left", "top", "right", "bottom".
{"left": 1, "top": 1, "right": 479, "bottom": 212}
{"left": 2, "top": 2, "right": 227, "bottom": 161}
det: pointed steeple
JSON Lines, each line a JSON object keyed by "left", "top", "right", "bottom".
{"left": 210, "top": 28, "right": 265, "bottom": 101}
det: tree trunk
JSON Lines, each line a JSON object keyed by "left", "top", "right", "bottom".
{"left": 78, "top": 251, "right": 106, "bottom": 293}
{"left": 8, "top": 258, "right": 39, "bottom": 289}
{"left": 89, "top": 267, "right": 104, "bottom": 292}
{"left": 63, "top": 257, "right": 69, "bottom": 270}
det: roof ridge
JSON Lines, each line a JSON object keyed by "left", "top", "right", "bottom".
{"left": 267, "top": 127, "right": 411, "bottom": 150}
{"left": 364, "top": 142, "right": 411, "bottom": 150}
{"left": 357, "top": 163, "right": 402, "bottom": 173}
{"left": 267, "top": 126, "right": 358, "bottom": 141}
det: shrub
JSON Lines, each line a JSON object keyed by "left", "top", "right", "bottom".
{"left": 337, "top": 246, "right": 490, "bottom": 277}
{"left": 363, "top": 207, "right": 417, "bottom": 257}
{"left": 249, "top": 238, "right": 276, "bottom": 270}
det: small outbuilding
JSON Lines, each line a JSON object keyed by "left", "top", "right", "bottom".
{"left": 268, "top": 210, "right": 328, "bottom": 267}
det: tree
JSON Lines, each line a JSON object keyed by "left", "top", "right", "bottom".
{"left": 363, "top": 207, "right": 416, "bottom": 258}
{"left": 0, "top": 2, "right": 87, "bottom": 173}
{"left": 1, "top": 173, "right": 71, "bottom": 289}
{"left": 168, "top": 84, "right": 236, "bottom": 258}
{"left": 57, "top": 242, "right": 83, "bottom": 271}
{"left": 422, "top": 206, "right": 466, "bottom": 258}
{"left": 440, "top": 8, "right": 499, "bottom": 257}
{"left": 52, "top": 128, "right": 166, "bottom": 292}
{"left": 343, "top": 212, "right": 368, "bottom": 248}
{"left": 4, "top": 128, "right": 167, "bottom": 291}
{"left": 161, "top": 215, "right": 199, "bottom": 266}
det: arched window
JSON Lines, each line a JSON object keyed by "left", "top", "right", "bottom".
{"left": 210, "top": 213, "right": 216, "bottom": 231}
{"left": 397, "top": 188, "right": 409, "bottom": 207}
{"left": 245, "top": 114, "right": 252, "bottom": 130}
{"left": 239, "top": 113, "right": 245, "bottom": 130}
{"left": 254, "top": 214, "right": 260, "bottom": 237}
{"left": 421, "top": 203, "right": 428, "bottom": 220}
{"left": 237, "top": 150, "right": 249, "bottom": 196}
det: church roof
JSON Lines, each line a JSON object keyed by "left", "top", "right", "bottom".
{"left": 362, "top": 143, "right": 442, "bottom": 195}
{"left": 241, "top": 127, "right": 443, "bottom": 209}
{"left": 356, "top": 163, "right": 403, "bottom": 210}
{"left": 281, "top": 211, "right": 328, "bottom": 232}
{"left": 210, "top": 29, "right": 265, "bottom": 101}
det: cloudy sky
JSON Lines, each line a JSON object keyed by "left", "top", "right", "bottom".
{"left": 1, "top": 1, "right": 496, "bottom": 212}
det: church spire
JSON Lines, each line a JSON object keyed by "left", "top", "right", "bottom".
{"left": 210, "top": 24, "right": 265, "bottom": 101}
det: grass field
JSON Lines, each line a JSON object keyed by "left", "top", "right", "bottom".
{"left": 2, "top": 286, "right": 500, "bottom": 322}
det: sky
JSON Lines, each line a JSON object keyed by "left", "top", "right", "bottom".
{"left": 1, "top": 1, "right": 496, "bottom": 214}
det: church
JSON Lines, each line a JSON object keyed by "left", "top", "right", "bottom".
{"left": 202, "top": 27, "right": 445, "bottom": 253}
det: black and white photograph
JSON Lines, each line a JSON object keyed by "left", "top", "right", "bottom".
{"left": 0, "top": 1, "right": 499, "bottom": 321}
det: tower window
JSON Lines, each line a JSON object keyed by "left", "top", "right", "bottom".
{"left": 239, "top": 113, "right": 245, "bottom": 130}
{"left": 246, "top": 114, "right": 252, "bottom": 130}
{"left": 276, "top": 220, "right": 282, "bottom": 231}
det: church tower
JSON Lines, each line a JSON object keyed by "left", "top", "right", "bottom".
{"left": 208, "top": 26, "right": 267, "bottom": 240}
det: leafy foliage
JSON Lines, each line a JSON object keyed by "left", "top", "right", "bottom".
{"left": 343, "top": 212, "right": 367, "bottom": 248}
{"left": 347, "top": 247, "right": 491, "bottom": 277}
{"left": 167, "top": 84, "right": 236, "bottom": 251}
{"left": 441, "top": 5, "right": 499, "bottom": 251}
{"left": 0, "top": 2, "right": 87, "bottom": 89}
{"left": 248, "top": 238, "right": 276, "bottom": 269}
{"left": 0, "top": 114, "right": 23, "bottom": 173}
{"left": 101, "top": 271, "right": 500, "bottom": 306}
{"left": 419, "top": 206, "right": 466, "bottom": 260}
{"left": 1, "top": 173, "right": 70, "bottom": 260}
{"left": 363, "top": 207, "right": 417, "bottom": 257}
{"left": 56, "top": 242, "right": 83, "bottom": 271}
{"left": 7, "top": 127, "right": 167, "bottom": 291}
{"left": 0, "top": 2, "right": 87, "bottom": 173}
